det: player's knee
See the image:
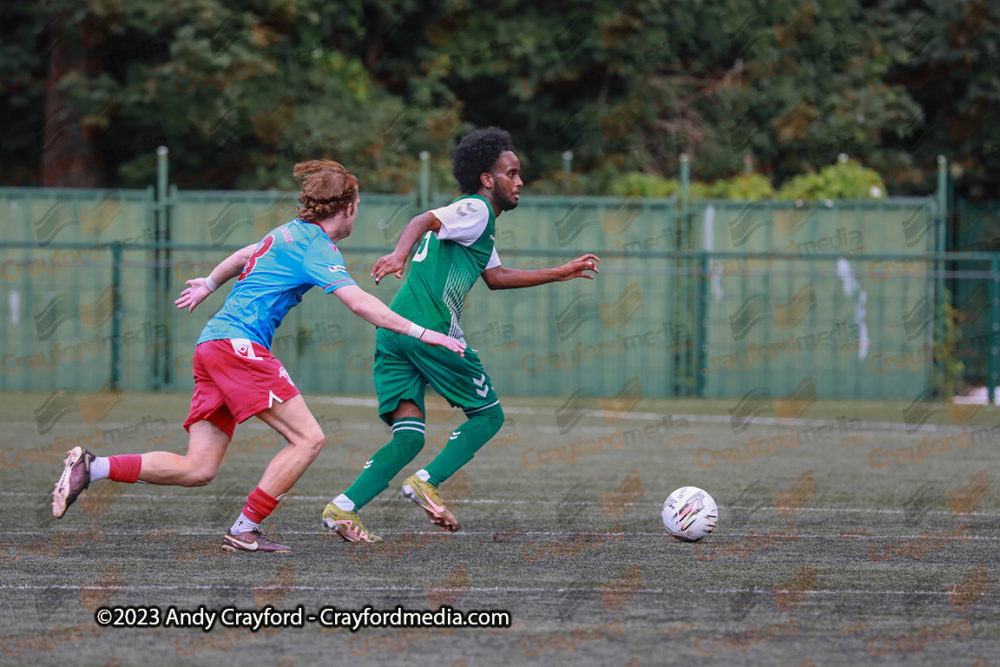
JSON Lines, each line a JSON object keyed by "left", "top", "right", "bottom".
{"left": 490, "top": 404, "right": 505, "bottom": 430}
{"left": 483, "top": 404, "right": 504, "bottom": 433}
{"left": 184, "top": 465, "right": 218, "bottom": 487}
{"left": 298, "top": 425, "right": 326, "bottom": 459}
{"left": 468, "top": 404, "right": 504, "bottom": 440}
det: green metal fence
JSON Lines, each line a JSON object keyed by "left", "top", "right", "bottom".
{"left": 1, "top": 172, "right": 997, "bottom": 402}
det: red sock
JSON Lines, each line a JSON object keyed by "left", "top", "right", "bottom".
{"left": 242, "top": 487, "right": 279, "bottom": 524}
{"left": 107, "top": 454, "right": 142, "bottom": 483}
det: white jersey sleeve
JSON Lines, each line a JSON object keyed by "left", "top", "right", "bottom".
{"left": 486, "top": 248, "right": 502, "bottom": 269}
{"left": 431, "top": 198, "right": 491, "bottom": 247}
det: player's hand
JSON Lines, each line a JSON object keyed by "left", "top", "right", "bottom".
{"left": 174, "top": 278, "right": 213, "bottom": 313}
{"left": 371, "top": 252, "right": 407, "bottom": 285}
{"left": 420, "top": 330, "right": 467, "bottom": 357}
{"left": 557, "top": 254, "right": 600, "bottom": 281}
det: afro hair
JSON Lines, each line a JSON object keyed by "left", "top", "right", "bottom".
{"left": 452, "top": 127, "right": 515, "bottom": 195}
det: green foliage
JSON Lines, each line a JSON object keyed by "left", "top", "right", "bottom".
{"left": 525, "top": 169, "right": 618, "bottom": 196}
{"left": 0, "top": 0, "right": 463, "bottom": 192}
{"left": 699, "top": 173, "right": 775, "bottom": 200}
{"left": 610, "top": 171, "right": 775, "bottom": 200}
{"left": 935, "top": 290, "right": 967, "bottom": 400}
{"left": 610, "top": 173, "right": 681, "bottom": 198}
{"left": 777, "top": 159, "right": 887, "bottom": 200}
{"left": 1, "top": 0, "right": 997, "bottom": 196}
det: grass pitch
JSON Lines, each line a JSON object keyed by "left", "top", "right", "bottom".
{"left": 1, "top": 391, "right": 997, "bottom": 666}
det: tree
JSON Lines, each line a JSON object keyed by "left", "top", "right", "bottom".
{"left": 2, "top": 0, "right": 997, "bottom": 196}
{"left": 1, "top": 0, "right": 461, "bottom": 191}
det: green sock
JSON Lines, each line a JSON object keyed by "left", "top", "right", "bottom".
{"left": 343, "top": 418, "right": 425, "bottom": 509}
{"left": 425, "top": 404, "right": 504, "bottom": 486}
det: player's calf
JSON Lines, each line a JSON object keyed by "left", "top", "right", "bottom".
{"left": 423, "top": 403, "right": 504, "bottom": 485}
{"left": 339, "top": 418, "right": 426, "bottom": 509}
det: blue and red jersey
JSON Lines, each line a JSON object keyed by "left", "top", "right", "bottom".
{"left": 198, "top": 219, "right": 356, "bottom": 349}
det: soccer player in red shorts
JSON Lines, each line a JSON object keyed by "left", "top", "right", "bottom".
{"left": 50, "top": 159, "right": 466, "bottom": 553}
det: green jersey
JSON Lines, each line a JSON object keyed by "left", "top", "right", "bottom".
{"left": 390, "top": 194, "right": 501, "bottom": 340}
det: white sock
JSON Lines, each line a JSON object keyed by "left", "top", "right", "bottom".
{"left": 90, "top": 457, "right": 111, "bottom": 482}
{"left": 230, "top": 512, "right": 260, "bottom": 535}
{"left": 415, "top": 469, "right": 430, "bottom": 482}
{"left": 333, "top": 494, "right": 355, "bottom": 512}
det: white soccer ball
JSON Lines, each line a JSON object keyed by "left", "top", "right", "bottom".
{"left": 662, "top": 486, "right": 718, "bottom": 542}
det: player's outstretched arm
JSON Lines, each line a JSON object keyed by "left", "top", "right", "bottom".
{"left": 333, "top": 285, "right": 466, "bottom": 356}
{"left": 174, "top": 243, "right": 257, "bottom": 312}
{"left": 371, "top": 212, "right": 443, "bottom": 284}
{"left": 482, "top": 254, "right": 600, "bottom": 290}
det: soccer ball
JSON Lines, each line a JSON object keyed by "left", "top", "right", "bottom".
{"left": 662, "top": 486, "right": 718, "bottom": 542}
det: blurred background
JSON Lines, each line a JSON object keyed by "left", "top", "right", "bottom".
{"left": 1, "top": 0, "right": 999, "bottom": 404}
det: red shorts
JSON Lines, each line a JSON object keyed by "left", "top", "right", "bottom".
{"left": 183, "top": 339, "right": 300, "bottom": 438}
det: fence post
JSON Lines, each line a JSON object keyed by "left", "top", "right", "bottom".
{"left": 991, "top": 255, "right": 999, "bottom": 404}
{"left": 111, "top": 242, "right": 123, "bottom": 388}
{"left": 419, "top": 151, "right": 430, "bottom": 209}
{"left": 680, "top": 153, "right": 689, "bottom": 211}
{"left": 152, "top": 147, "right": 170, "bottom": 389}
{"left": 680, "top": 154, "right": 692, "bottom": 395}
{"left": 696, "top": 251, "right": 709, "bottom": 397}
{"left": 163, "top": 183, "right": 177, "bottom": 387}
{"left": 157, "top": 147, "right": 169, "bottom": 212}
{"left": 936, "top": 156, "right": 947, "bottom": 395}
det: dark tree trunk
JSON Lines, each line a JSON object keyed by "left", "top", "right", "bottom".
{"left": 41, "top": 11, "right": 105, "bottom": 188}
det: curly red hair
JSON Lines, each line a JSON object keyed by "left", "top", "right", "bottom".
{"left": 293, "top": 160, "right": 358, "bottom": 221}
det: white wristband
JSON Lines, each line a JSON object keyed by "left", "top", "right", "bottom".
{"left": 205, "top": 275, "right": 220, "bottom": 292}
{"left": 407, "top": 323, "right": 426, "bottom": 340}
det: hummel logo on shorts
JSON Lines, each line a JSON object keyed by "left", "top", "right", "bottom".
{"left": 231, "top": 338, "right": 262, "bottom": 360}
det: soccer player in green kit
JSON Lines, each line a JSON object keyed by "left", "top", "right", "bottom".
{"left": 322, "top": 127, "right": 601, "bottom": 542}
